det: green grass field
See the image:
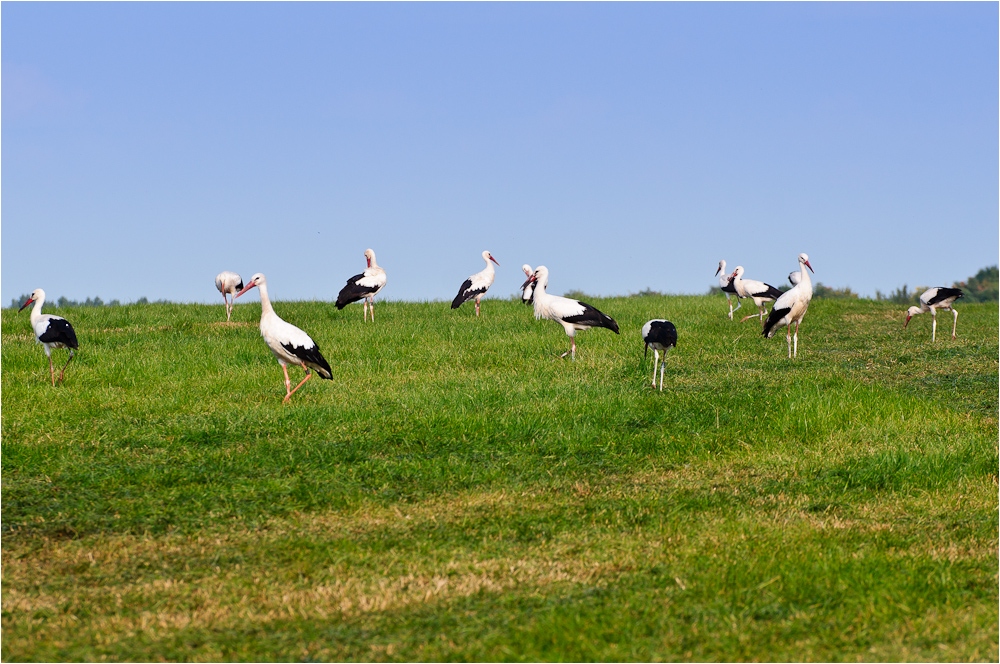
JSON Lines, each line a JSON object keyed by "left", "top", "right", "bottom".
{"left": 2, "top": 294, "right": 997, "bottom": 662}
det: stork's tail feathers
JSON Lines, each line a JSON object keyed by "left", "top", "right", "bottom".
{"left": 763, "top": 284, "right": 784, "bottom": 300}
{"left": 762, "top": 307, "right": 790, "bottom": 338}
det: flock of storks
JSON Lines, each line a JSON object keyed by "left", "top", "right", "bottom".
{"left": 16, "top": 249, "right": 963, "bottom": 399}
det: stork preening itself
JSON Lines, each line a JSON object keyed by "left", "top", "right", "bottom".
{"left": 716, "top": 260, "right": 741, "bottom": 319}
{"left": 762, "top": 253, "right": 815, "bottom": 358}
{"left": 452, "top": 250, "right": 500, "bottom": 316}
{"left": 788, "top": 270, "right": 801, "bottom": 286}
{"left": 215, "top": 271, "right": 244, "bottom": 321}
{"left": 336, "top": 248, "right": 387, "bottom": 321}
{"left": 523, "top": 266, "right": 619, "bottom": 360}
{"left": 234, "top": 273, "right": 333, "bottom": 403}
{"left": 521, "top": 264, "right": 535, "bottom": 304}
{"left": 19, "top": 289, "right": 79, "bottom": 386}
{"left": 905, "top": 287, "right": 963, "bottom": 342}
{"left": 729, "top": 266, "right": 784, "bottom": 323}
{"left": 642, "top": 319, "right": 677, "bottom": 391}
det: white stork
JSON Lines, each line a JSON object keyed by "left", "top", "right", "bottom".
{"left": 336, "top": 248, "right": 387, "bottom": 321}
{"left": 523, "top": 265, "right": 619, "bottom": 360}
{"left": 788, "top": 270, "right": 801, "bottom": 286}
{"left": 762, "top": 253, "right": 815, "bottom": 358}
{"left": 215, "top": 271, "right": 243, "bottom": 321}
{"left": 451, "top": 250, "right": 500, "bottom": 316}
{"left": 19, "top": 288, "right": 79, "bottom": 386}
{"left": 521, "top": 264, "right": 535, "bottom": 304}
{"left": 234, "top": 273, "right": 333, "bottom": 403}
{"left": 905, "top": 287, "right": 963, "bottom": 342}
{"left": 716, "top": 259, "right": 741, "bottom": 319}
{"left": 642, "top": 319, "right": 677, "bottom": 391}
{"left": 729, "top": 266, "right": 785, "bottom": 323}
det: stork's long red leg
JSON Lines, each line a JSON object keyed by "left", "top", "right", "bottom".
{"left": 58, "top": 350, "right": 75, "bottom": 383}
{"left": 284, "top": 367, "right": 312, "bottom": 403}
{"left": 48, "top": 356, "right": 55, "bottom": 386}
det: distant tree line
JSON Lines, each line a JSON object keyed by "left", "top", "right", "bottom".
{"left": 11, "top": 266, "right": 999, "bottom": 309}
{"left": 7, "top": 295, "right": 168, "bottom": 309}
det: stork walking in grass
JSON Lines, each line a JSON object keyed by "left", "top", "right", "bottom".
{"left": 716, "top": 259, "right": 741, "bottom": 319}
{"left": 19, "top": 289, "right": 79, "bottom": 386}
{"left": 215, "top": 271, "right": 244, "bottom": 321}
{"left": 642, "top": 319, "right": 677, "bottom": 391}
{"left": 452, "top": 250, "right": 500, "bottom": 316}
{"left": 336, "top": 248, "right": 387, "bottom": 322}
{"left": 234, "top": 273, "right": 333, "bottom": 403}
{"left": 729, "top": 266, "right": 784, "bottom": 323}
{"left": 762, "top": 253, "right": 815, "bottom": 358}
{"left": 523, "top": 265, "right": 619, "bottom": 360}
{"left": 521, "top": 264, "right": 535, "bottom": 304}
{"left": 905, "top": 287, "right": 963, "bottom": 342}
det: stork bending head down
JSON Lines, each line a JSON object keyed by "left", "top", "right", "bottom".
{"left": 905, "top": 287, "right": 963, "bottom": 342}
{"left": 215, "top": 271, "right": 244, "bottom": 321}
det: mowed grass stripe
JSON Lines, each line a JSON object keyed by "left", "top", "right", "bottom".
{"left": 3, "top": 475, "right": 994, "bottom": 661}
{"left": 2, "top": 296, "right": 996, "bottom": 660}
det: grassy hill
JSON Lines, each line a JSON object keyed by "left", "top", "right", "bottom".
{"left": 3, "top": 295, "right": 997, "bottom": 661}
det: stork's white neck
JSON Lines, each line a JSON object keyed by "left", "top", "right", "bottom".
{"left": 797, "top": 261, "right": 813, "bottom": 294}
{"left": 257, "top": 281, "right": 276, "bottom": 319}
{"left": 29, "top": 294, "right": 46, "bottom": 324}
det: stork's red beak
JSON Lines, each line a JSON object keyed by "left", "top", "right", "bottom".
{"left": 233, "top": 281, "right": 256, "bottom": 299}
{"left": 904, "top": 315, "right": 911, "bottom": 328}
{"left": 804, "top": 260, "right": 814, "bottom": 273}
{"left": 490, "top": 255, "right": 500, "bottom": 266}
{"left": 366, "top": 257, "right": 372, "bottom": 268}
{"left": 18, "top": 298, "right": 35, "bottom": 312}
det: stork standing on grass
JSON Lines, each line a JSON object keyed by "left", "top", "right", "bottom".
{"left": 905, "top": 287, "right": 963, "bottom": 342}
{"left": 523, "top": 266, "right": 619, "bottom": 360}
{"left": 215, "top": 271, "right": 243, "bottom": 321}
{"left": 521, "top": 264, "right": 535, "bottom": 304}
{"left": 452, "top": 250, "right": 500, "bottom": 316}
{"left": 729, "top": 266, "right": 784, "bottom": 323}
{"left": 234, "top": 273, "right": 333, "bottom": 403}
{"left": 19, "top": 289, "right": 79, "bottom": 386}
{"left": 716, "top": 260, "right": 741, "bottom": 319}
{"left": 642, "top": 319, "right": 677, "bottom": 391}
{"left": 336, "top": 248, "right": 387, "bottom": 321}
{"left": 762, "top": 253, "right": 815, "bottom": 358}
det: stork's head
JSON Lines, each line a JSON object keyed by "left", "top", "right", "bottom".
{"left": 730, "top": 266, "right": 744, "bottom": 280}
{"left": 715, "top": 259, "right": 726, "bottom": 277}
{"left": 531, "top": 265, "right": 549, "bottom": 289}
{"left": 522, "top": 264, "right": 533, "bottom": 278}
{"left": 904, "top": 306, "right": 922, "bottom": 328}
{"left": 798, "top": 253, "right": 814, "bottom": 273}
{"left": 364, "top": 248, "right": 376, "bottom": 268}
{"left": 18, "top": 288, "right": 44, "bottom": 312}
{"left": 234, "top": 273, "right": 265, "bottom": 299}
{"left": 482, "top": 250, "right": 499, "bottom": 266}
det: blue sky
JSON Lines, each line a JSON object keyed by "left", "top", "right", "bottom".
{"left": 4, "top": 2, "right": 997, "bottom": 305}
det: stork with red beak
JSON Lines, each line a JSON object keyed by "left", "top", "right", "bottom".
{"left": 19, "top": 288, "right": 79, "bottom": 386}
{"left": 452, "top": 250, "right": 500, "bottom": 316}
{"left": 336, "top": 248, "right": 387, "bottom": 321}
{"left": 215, "top": 271, "right": 244, "bottom": 321}
{"left": 762, "top": 253, "right": 815, "bottom": 358}
{"left": 905, "top": 287, "right": 963, "bottom": 342}
{"left": 523, "top": 265, "right": 619, "bottom": 360}
{"left": 234, "top": 273, "right": 333, "bottom": 403}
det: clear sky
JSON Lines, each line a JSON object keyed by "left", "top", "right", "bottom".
{"left": 4, "top": 2, "right": 997, "bottom": 305}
